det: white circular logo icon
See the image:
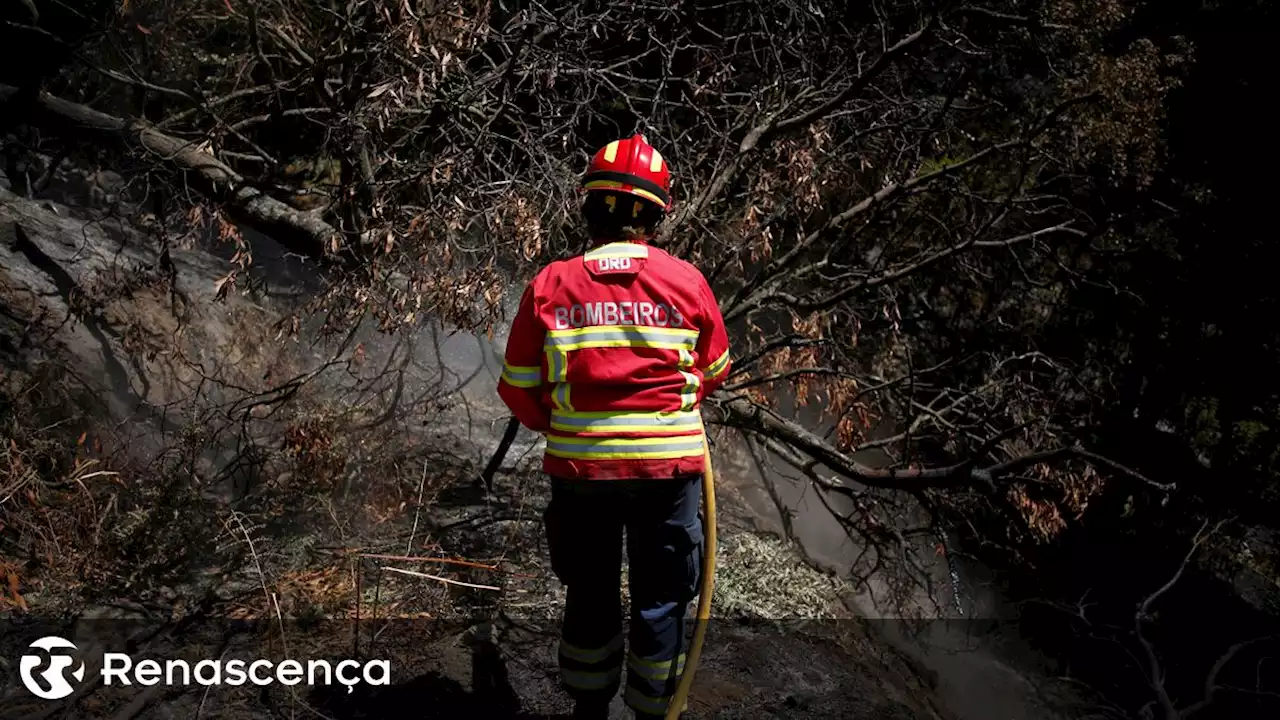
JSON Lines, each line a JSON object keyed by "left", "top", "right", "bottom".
{"left": 19, "top": 636, "right": 86, "bottom": 700}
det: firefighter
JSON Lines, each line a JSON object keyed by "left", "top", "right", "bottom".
{"left": 497, "top": 135, "right": 731, "bottom": 719}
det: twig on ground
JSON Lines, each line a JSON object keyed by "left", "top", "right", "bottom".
{"left": 382, "top": 565, "right": 501, "bottom": 591}
{"left": 353, "top": 551, "right": 541, "bottom": 579}
{"left": 406, "top": 459, "right": 428, "bottom": 554}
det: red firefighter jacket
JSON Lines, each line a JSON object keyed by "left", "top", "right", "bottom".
{"left": 497, "top": 240, "right": 732, "bottom": 480}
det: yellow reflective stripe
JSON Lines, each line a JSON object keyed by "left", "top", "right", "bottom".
{"left": 649, "top": 149, "right": 664, "bottom": 173}
{"left": 562, "top": 667, "right": 621, "bottom": 691}
{"left": 546, "top": 348, "right": 568, "bottom": 382}
{"left": 627, "top": 652, "right": 686, "bottom": 681}
{"left": 551, "top": 383, "right": 573, "bottom": 411}
{"left": 624, "top": 685, "right": 687, "bottom": 715}
{"left": 704, "top": 349, "right": 730, "bottom": 379}
{"left": 677, "top": 349, "right": 695, "bottom": 368}
{"left": 585, "top": 242, "right": 650, "bottom": 261}
{"left": 603, "top": 140, "right": 620, "bottom": 163}
{"left": 560, "top": 635, "right": 624, "bottom": 664}
{"left": 545, "top": 326, "right": 698, "bottom": 352}
{"left": 582, "top": 182, "right": 668, "bottom": 209}
{"left": 550, "top": 410, "right": 703, "bottom": 434}
{"left": 678, "top": 370, "right": 701, "bottom": 411}
{"left": 545, "top": 434, "right": 705, "bottom": 460}
{"left": 501, "top": 363, "right": 542, "bottom": 388}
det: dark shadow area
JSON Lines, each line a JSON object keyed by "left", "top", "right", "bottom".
{"left": 433, "top": 479, "right": 498, "bottom": 509}
{"left": 308, "top": 634, "right": 565, "bottom": 720}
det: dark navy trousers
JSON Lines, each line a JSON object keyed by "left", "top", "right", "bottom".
{"left": 543, "top": 474, "right": 704, "bottom": 717}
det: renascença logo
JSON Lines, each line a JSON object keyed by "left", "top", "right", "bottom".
{"left": 20, "top": 636, "right": 87, "bottom": 700}
{"left": 17, "top": 635, "right": 390, "bottom": 698}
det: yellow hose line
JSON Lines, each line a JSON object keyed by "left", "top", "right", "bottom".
{"left": 666, "top": 435, "right": 717, "bottom": 719}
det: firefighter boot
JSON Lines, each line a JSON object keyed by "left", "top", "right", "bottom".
{"left": 571, "top": 697, "right": 614, "bottom": 720}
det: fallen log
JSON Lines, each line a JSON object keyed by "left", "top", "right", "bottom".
{"left": 0, "top": 84, "right": 340, "bottom": 263}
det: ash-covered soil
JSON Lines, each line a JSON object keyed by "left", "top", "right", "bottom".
{"left": 0, "top": 520, "right": 951, "bottom": 720}
{"left": 0, "top": 175, "right": 999, "bottom": 720}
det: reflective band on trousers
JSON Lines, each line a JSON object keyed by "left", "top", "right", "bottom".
{"left": 545, "top": 326, "right": 698, "bottom": 352}
{"left": 501, "top": 363, "right": 541, "bottom": 388}
{"left": 549, "top": 410, "right": 702, "bottom": 434}
{"left": 624, "top": 685, "right": 688, "bottom": 715}
{"left": 560, "top": 635, "right": 624, "bottom": 664}
{"left": 627, "top": 652, "right": 686, "bottom": 681}
{"left": 561, "top": 666, "right": 622, "bottom": 691}
{"left": 545, "top": 434, "right": 705, "bottom": 460}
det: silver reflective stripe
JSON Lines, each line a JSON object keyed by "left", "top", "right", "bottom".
{"left": 678, "top": 369, "right": 700, "bottom": 411}
{"left": 544, "top": 327, "right": 697, "bottom": 350}
{"left": 550, "top": 412, "right": 701, "bottom": 430}
{"left": 501, "top": 364, "right": 542, "bottom": 387}
{"left": 552, "top": 383, "right": 572, "bottom": 411}
{"left": 545, "top": 436, "right": 705, "bottom": 457}
{"left": 705, "top": 350, "right": 730, "bottom": 378}
{"left": 546, "top": 349, "right": 568, "bottom": 382}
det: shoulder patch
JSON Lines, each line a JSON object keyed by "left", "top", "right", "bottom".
{"left": 587, "top": 255, "right": 645, "bottom": 275}
{"left": 583, "top": 241, "right": 648, "bottom": 276}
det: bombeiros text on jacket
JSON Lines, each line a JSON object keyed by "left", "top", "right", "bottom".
{"left": 552, "top": 301, "right": 686, "bottom": 330}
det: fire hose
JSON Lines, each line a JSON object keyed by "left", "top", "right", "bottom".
{"left": 480, "top": 415, "right": 717, "bottom": 719}
{"left": 668, "top": 419, "right": 716, "bottom": 720}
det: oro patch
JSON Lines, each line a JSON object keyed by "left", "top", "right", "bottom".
{"left": 589, "top": 256, "right": 645, "bottom": 275}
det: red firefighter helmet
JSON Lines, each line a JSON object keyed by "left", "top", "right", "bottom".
{"left": 581, "top": 134, "right": 672, "bottom": 211}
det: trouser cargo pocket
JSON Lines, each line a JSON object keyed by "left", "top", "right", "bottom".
{"left": 543, "top": 501, "right": 575, "bottom": 585}
{"left": 672, "top": 515, "right": 705, "bottom": 603}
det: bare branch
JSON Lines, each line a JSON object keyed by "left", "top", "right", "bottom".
{"left": 714, "top": 393, "right": 1174, "bottom": 493}
{"left": 0, "top": 85, "right": 341, "bottom": 261}
{"left": 1133, "top": 519, "right": 1230, "bottom": 720}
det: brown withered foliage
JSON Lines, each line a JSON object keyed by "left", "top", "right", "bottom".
{"left": 283, "top": 414, "right": 347, "bottom": 482}
{"left": 10, "top": 0, "right": 1199, "bottom": 605}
